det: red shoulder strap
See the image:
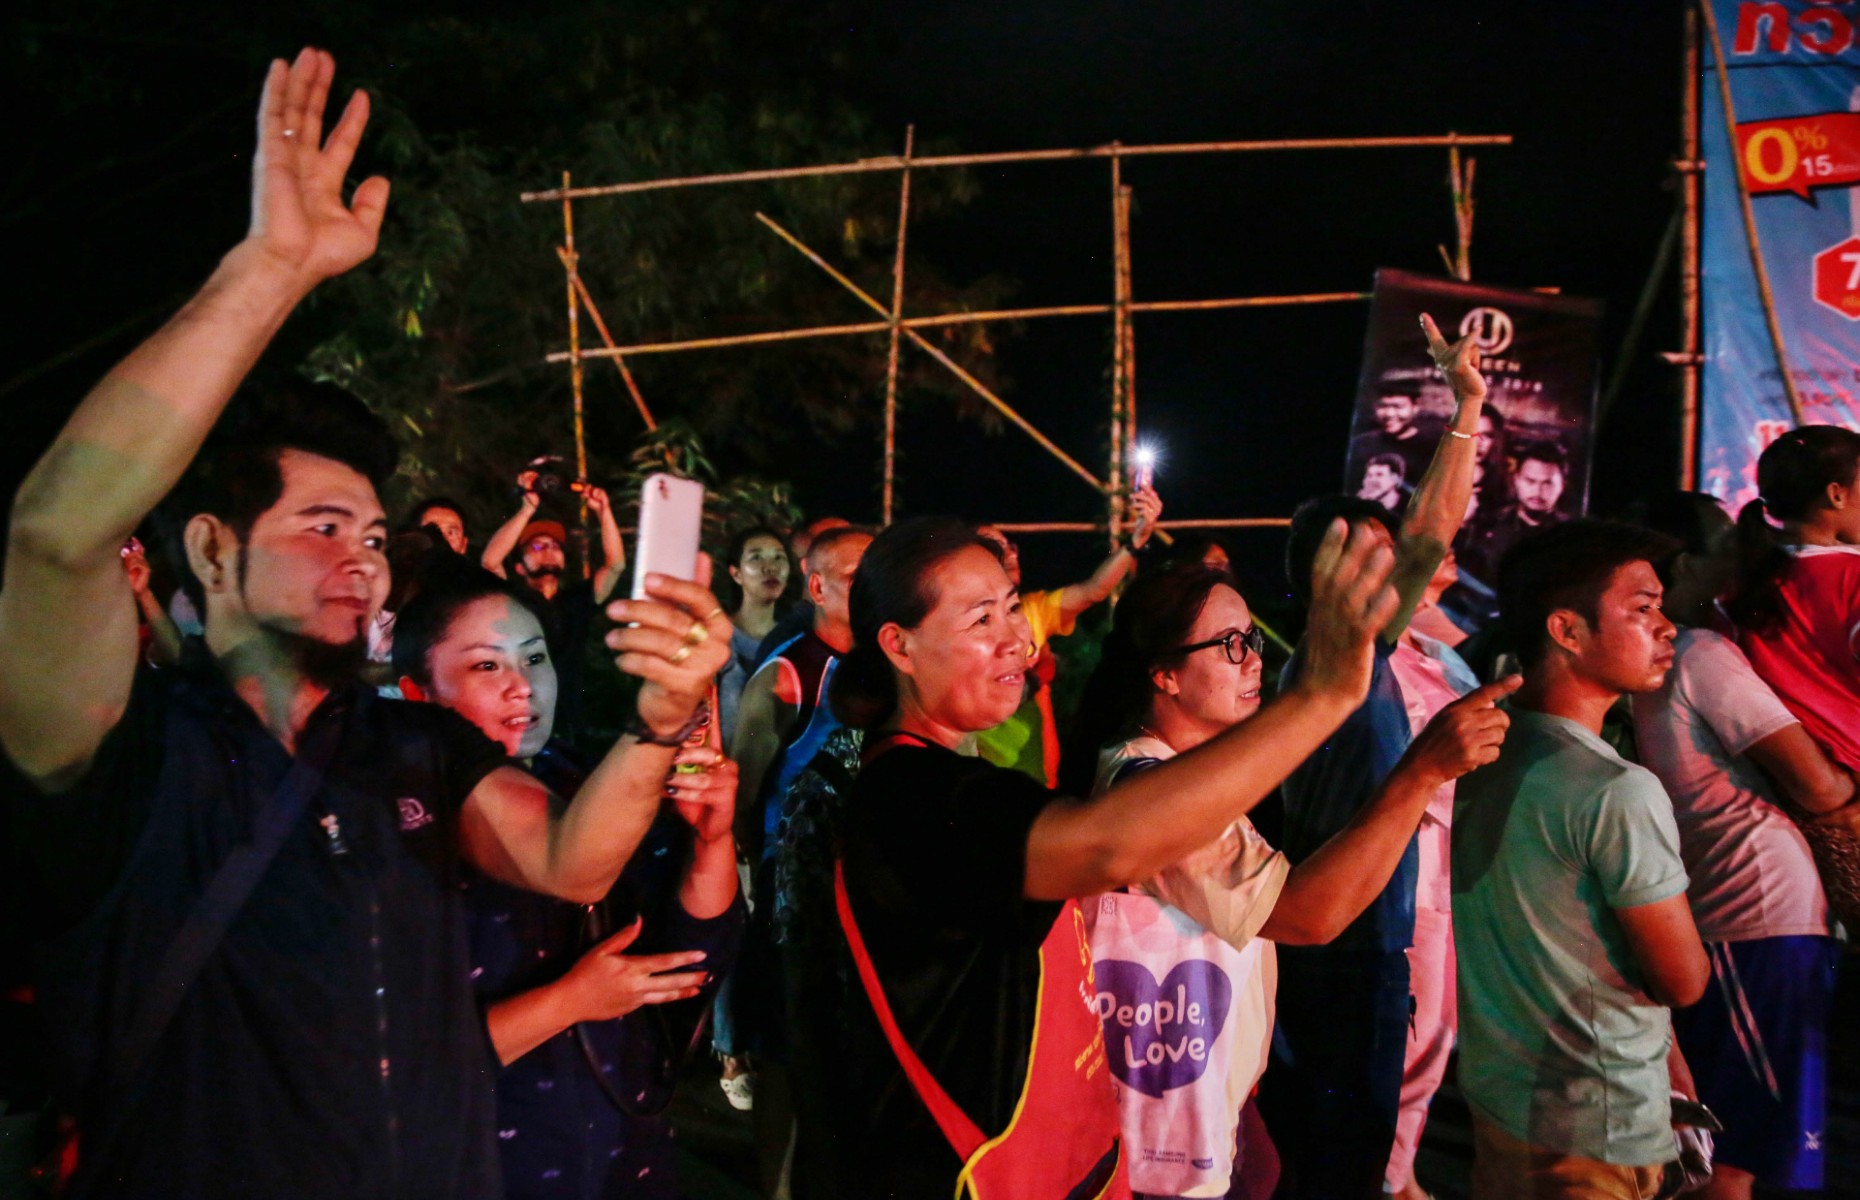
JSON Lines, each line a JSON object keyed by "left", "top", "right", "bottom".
{"left": 834, "top": 860, "right": 986, "bottom": 1159}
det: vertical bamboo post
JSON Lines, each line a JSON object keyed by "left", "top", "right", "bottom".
{"left": 1698, "top": 0, "right": 1807, "bottom": 425}
{"left": 1118, "top": 183, "right": 1137, "bottom": 486}
{"left": 1679, "top": 5, "right": 1703, "bottom": 488}
{"left": 1109, "top": 149, "right": 1128, "bottom": 552}
{"left": 562, "top": 172, "right": 591, "bottom": 573}
{"left": 883, "top": 126, "right": 915, "bottom": 526}
{"left": 1437, "top": 141, "right": 1476, "bottom": 281}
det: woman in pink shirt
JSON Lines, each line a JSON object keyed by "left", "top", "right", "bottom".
{"left": 1730, "top": 426, "right": 1860, "bottom": 771}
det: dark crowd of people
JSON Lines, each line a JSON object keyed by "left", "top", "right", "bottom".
{"left": 2, "top": 49, "right": 1859, "bottom": 1200}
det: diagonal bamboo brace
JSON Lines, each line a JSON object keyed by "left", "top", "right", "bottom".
{"left": 753, "top": 211, "right": 1109, "bottom": 495}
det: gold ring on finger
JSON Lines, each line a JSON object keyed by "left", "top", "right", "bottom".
{"left": 682, "top": 620, "right": 710, "bottom": 647}
{"left": 669, "top": 644, "right": 694, "bottom": 665}
{"left": 700, "top": 607, "right": 726, "bottom": 623}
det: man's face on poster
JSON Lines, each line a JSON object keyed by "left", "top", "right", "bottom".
{"left": 1358, "top": 462, "right": 1401, "bottom": 505}
{"left": 1514, "top": 457, "right": 1566, "bottom": 516}
{"left": 1374, "top": 393, "right": 1417, "bottom": 436}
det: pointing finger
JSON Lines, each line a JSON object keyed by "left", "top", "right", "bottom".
{"left": 1458, "top": 674, "right": 1524, "bottom": 709}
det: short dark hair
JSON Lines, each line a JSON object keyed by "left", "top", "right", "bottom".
{"left": 829, "top": 518, "right": 997, "bottom": 731}
{"left": 1620, "top": 492, "right": 1726, "bottom": 587}
{"left": 165, "top": 380, "right": 398, "bottom": 615}
{"left": 1366, "top": 453, "right": 1406, "bottom": 479}
{"left": 407, "top": 496, "right": 466, "bottom": 532}
{"left": 804, "top": 525, "right": 873, "bottom": 574}
{"left": 1496, "top": 519, "right": 1678, "bottom": 669}
{"left": 1284, "top": 495, "right": 1395, "bottom": 611}
{"left": 1514, "top": 439, "right": 1569, "bottom": 474}
{"left": 390, "top": 560, "right": 547, "bottom": 687}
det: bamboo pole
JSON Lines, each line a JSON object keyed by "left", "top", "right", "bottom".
{"left": 752, "top": 211, "right": 1110, "bottom": 493}
{"left": 555, "top": 246, "right": 658, "bottom": 431}
{"left": 561, "top": 173, "right": 591, "bottom": 553}
{"left": 883, "top": 127, "right": 915, "bottom": 525}
{"left": 520, "top": 134, "right": 1514, "bottom": 202}
{"left": 1436, "top": 142, "right": 1477, "bottom": 281}
{"left": 544, "top": 293, "right": 1373, "bottom": 362}
{"left": 1698, "top": 0, "right": 1806, "bottom": 425}
{"left": 1109, "top": 150, "right": 1128, "bottom": 551}
{"left": 1119, "top": 183, "right": 1138, "bottom": 503}
{"left": 1679, "top": 5, "right": 1704, "bottom": 488}
{"left": 986, "top": 518, "right": 1293, "bottom": 532}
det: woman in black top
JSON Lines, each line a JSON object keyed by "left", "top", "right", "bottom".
{"left": 817, "top": 516, "right": 1399, "bottom": 1198}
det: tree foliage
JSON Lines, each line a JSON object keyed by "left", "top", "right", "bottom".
{"left": 6, "top": 0, "right": 1018, "bottom": 539}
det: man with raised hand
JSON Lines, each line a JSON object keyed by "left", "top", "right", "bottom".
{"left": 1454, "top": 520, "right": 1709, "bottom": 1199}
{"left": 0, "top": 50, "right": 730, "bottom": 1198}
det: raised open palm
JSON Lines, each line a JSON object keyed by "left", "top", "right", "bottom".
{"left": 247, "top": 48, "right": 390, "bottom": 285}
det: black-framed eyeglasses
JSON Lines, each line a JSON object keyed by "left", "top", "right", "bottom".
{"left": 1174, "top": 626, "right": 1265, "bottom": 666}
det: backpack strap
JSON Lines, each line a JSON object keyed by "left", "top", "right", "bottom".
{"left": 834, "top": 860, "right": 985, "bottom": 1160}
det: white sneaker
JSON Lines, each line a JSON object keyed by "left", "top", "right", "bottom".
{"left": 720, "top": 1070, "right": 755, "bottom": 1112}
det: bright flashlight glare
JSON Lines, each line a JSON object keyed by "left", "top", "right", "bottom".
{"left": 1133, "top": 444, "right": 1158, "bottom": 469}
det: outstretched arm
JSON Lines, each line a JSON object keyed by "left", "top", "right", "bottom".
{"left": 0, "top": 49, "right": 387, "bottom": 787}
{"left": 1055, "top": 484, "right": 1161, "bottom": 623}
{"left": 480, "top": 474, "right": 541, "bottom": 579}
{"left": 459, "top": 568, "right": 733, "bottom": 903}
{"left": 586, "top": 486, "right": 628, "bottom": 604}
{"left": 1384, "top": 314, "right": 1488, "bottom": 644}
{"left": 1025, "top": 520, "right": 1398, "bottom": 900}
{"left": 1261, "top": 676, "right": 1519, "bottom": 943}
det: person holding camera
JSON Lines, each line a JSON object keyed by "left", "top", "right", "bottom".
{"left": 482, "top": 468, "right": 628, "bottom": 739}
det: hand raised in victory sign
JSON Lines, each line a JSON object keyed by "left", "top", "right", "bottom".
{"left": 1420, "top": 312, "right": 1488, "bottom": 404}
{"left": 242, "top": 48, "right": 390, "bottom": 288}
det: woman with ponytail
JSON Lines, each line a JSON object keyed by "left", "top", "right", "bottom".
{"left": 815, "top": 515, "right": 1404, "bottom": 1198}
{"left": 1729, "top": 426, "right": 1860, "bottom": 771}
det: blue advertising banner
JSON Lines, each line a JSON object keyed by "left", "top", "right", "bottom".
{"left": 1702, "top": 0, "right": 1860, "bottom": 506}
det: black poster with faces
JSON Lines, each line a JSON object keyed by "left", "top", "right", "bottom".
{"left": 1345, "top": 268, "right": 1603, "bottom": 597}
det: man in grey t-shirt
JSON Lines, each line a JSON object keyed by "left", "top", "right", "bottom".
{"left": 1453, "top": 521, "right": 1709, "bottom": 1199}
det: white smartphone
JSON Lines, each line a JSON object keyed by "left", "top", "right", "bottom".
{"left": 631, "top": 473, "right": 706, "bottom": 600}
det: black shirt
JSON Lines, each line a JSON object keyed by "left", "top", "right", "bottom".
{"left": 462, "top": 741, "right": 744, "bottom": 1200}
{"left": 829, "top": 742, "right": 1061, "bottom": 1197}
{"left": 1, "top": 654, "right": 510, "bottom": 1199}
{"left": 531, "top": 580, "right": 597, "bottom": 736}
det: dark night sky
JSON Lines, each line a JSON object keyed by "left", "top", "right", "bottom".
{"left": 3, "top": 2, "right": 1688, "bottom": 606}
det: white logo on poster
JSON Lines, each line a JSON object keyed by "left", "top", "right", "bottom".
{"left": 1458, "top": 306, "right": 1514, "bottom": 356}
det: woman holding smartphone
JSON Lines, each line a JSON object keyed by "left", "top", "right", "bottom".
{"left": 392, "top": 564, "right": 744, "bottom": 1200}
{"left": 816, "top": 515, "right": 1399, "bottom": 1199}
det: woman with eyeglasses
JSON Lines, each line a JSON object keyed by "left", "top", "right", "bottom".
{"left": 1067, "top": 564, "right": 1508, "bottom": 1200}
{"left": 815, "top": 515, "right": 1406, "bottom": 1199}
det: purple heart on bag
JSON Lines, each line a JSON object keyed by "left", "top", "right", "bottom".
{"left": 1093, "top": 958, "right": 1232, "bottom": 1098}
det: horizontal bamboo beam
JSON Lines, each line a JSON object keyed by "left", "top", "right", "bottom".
{"left": 545, "top": 292, "right": 1371, "bottom": 361}
{"left": 985, "top": 518, "right": 1293, "bottom": 533}
{"left": 521, "top": 134, "right": 1514, "bottom": 202}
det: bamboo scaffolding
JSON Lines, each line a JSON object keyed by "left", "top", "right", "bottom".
{"left": 883, "top": 127, "right": 915, "bottom": 525}
{"left": 531, "top": 126, "right": 1507, "bottom": 538}
{"left": 544, "top": 292, "right": 1373, "bottom": 362}
{"left": 520, "top": 134, "right": 1514, "bottom": 202}
{"left": 1698, "top": 0, "right": 1806, "bottom": 425}
{"left": 752, "top": 211, "right": 1111, "bottom": 494}
{"left": 556, "top": 246, "right": 658, "bottom": 431}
